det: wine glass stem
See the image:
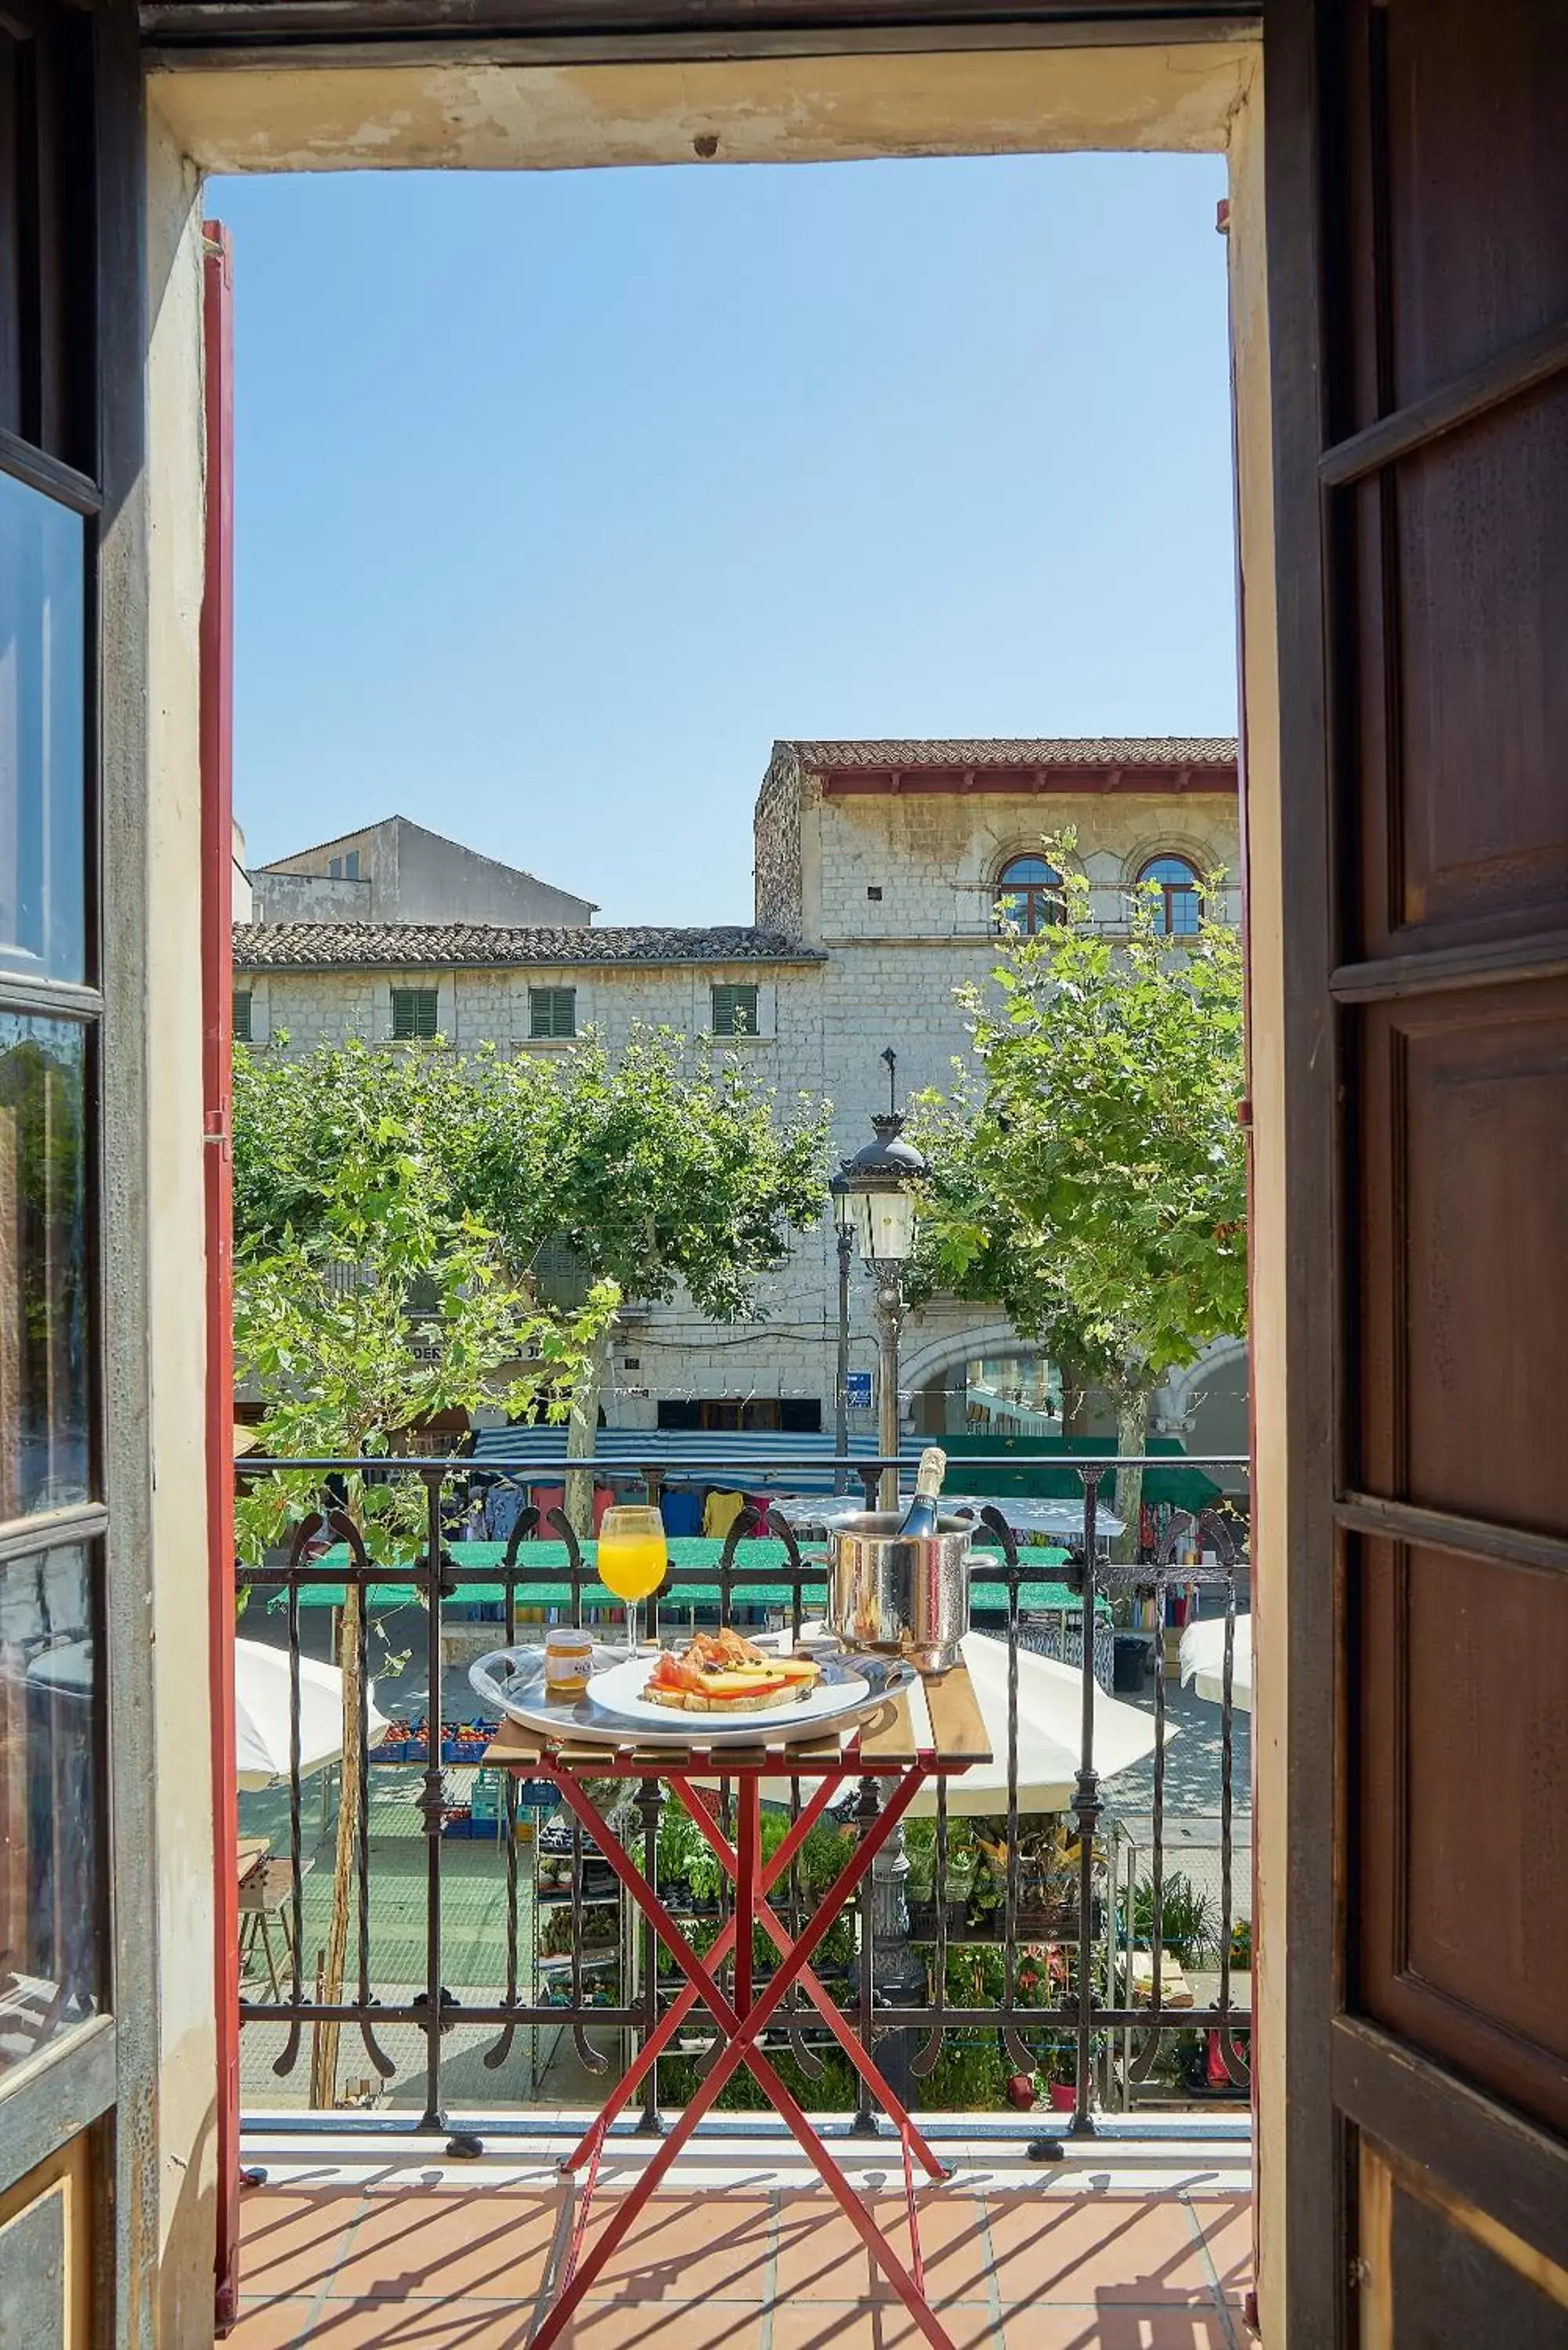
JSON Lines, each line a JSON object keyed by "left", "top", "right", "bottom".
{"left": 628, "top": 1599, "right": 640, "bottom": 1658}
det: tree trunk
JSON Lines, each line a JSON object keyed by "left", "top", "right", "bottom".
{"left": 309, "top": 1585, "right": 361, "bottom": 2109}
{"left": 1057, "top": 1350, "right": 1089, "bottom": 1437}
{"left": 1111, "top": 1384, "right": 1152, "bottom": 1566}
{"left": 565, "top": 1317, "right": 615, "bottom": 1542}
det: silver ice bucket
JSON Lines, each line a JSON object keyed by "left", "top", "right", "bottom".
{"left": 826, "top": 1513, "right": 973, "bottom": 1675}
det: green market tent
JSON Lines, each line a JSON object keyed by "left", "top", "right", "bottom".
{"left": 263, "top": 1536, "right": 1105, "bottom": 1619}
{"left": 941, "top": 1434, "right": 1226, "bottom": 1513}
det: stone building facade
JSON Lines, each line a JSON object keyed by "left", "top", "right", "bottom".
{"left": 233, "top": 739, "right": 1247, "bottom": 1460}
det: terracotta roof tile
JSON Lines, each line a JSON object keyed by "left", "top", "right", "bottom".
{"left": 785, "top": 736, "right": 1237, "bottom": 768}
{"left": 232, "top": 922, "right": 825, "bottom": 971}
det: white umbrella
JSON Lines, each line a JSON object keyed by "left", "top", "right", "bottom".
{"left": 233, "top": 1638, "right": 388, "bottom": 1790}
{"left": 1178, "top": 1614, "right": 1252, "bottom": 1712}
{"left": 690, "top": 1628, "right": 1162, "bottom": 1814}
{"left": 904, "top": 1632, "right": 1162, "bottom": 1817}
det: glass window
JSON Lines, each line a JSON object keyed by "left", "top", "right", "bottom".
{"left": 710, "top": 984, "right": 759, "bottom": 1037}
{"left": 1138, "top": 855, "right": 1201, "bottom": 937}
{"left": 529, "top": 987, "right": 576, "bottom": 1040}
{"left": 0, "top": 1015, "right": 89, "bottom": 1517}
{"left": 0, "top": 1544, "right": 99, "bottom": 2077}
{"left": 0, "top": 474, "right": 87, "bottom": 985}
{"left": 344, "top": 851, "right": 360, "bottom": 880}
{"left": 994, "top": 855, "right": 1063, "bottom": 935}
{"left": 233, "top": 990, "right": 252, "bottom": 1044}
{"left": 391, "top": 988, "right": 439, "bottom": 1041}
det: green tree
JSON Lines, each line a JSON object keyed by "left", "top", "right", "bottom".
{"left": 912, "top": 846, "right": 1246, "bottom": 1552}
{"left": 452, "top": 1027, "right": 832, "bottom": 1531}
{"left": 233, "top": 1027, "right": 833, "bottom": 1531}
{"left": 232, "top": 1050, "right": 616, "bottom": 2106}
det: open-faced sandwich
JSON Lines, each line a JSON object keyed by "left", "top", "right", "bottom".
{"left": 643, "top": 1628, "right": 822, "bottom": 1715}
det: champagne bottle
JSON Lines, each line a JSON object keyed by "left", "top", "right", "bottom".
{"left": 895, "top": 1447, "right": 947, "bottom": 1539}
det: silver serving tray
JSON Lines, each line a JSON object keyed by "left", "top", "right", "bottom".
{"left": 468, "top": 1643, "right": 912, "bottom": 1751}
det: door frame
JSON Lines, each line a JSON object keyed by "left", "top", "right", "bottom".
{"left": 133, "top": 12, "right": 1316, "bottom": 2343}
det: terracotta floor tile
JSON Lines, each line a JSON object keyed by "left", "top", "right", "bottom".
{"left": 554, "top": 2297, "right": 765, "bottom": 2349}
{"left": 771, "top": 2302, "right": 1007, "bottom": 2350}
{"left": 1185, "top": 2200, "right": 1253, "bottom": 2298}
{"left": 329, "top": 2188, "right": 563, "bottom": 2301}
{"left": 269, "top": 2300, "right": 540, "bottom": 2348}
{"left": 224, "top": 2298, "right": 319, "bottom": 2350}
{"left": 238, "top": 2190, "right": 366, "bottom": 2295}
{"left": 581, "top": 2193, "right": 773, "bottom": 2301}
{"left": 775, "top": 2308, "right": 1239, "bottom": 2350}
{"left": 773, "top": 2192, "right": 992, "bottom": 2303}
{"left": 980, "top": 2196, "right": 1217, "bottom": 2306}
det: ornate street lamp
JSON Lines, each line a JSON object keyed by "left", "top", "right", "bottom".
{"left": 835, "top": 1050, "right": 929, "bottom": 1509}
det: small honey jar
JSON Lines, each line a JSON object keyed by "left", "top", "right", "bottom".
{"left": 544, "top": 1627, "right": 593, "bottom": 1701}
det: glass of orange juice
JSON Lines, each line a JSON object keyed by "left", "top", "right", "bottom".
{"left": 596, "top": 1505, "right": 668, "bottom": 1658}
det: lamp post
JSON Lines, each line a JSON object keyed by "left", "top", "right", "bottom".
{"left": 834, "top": 1050, "right": 928, "bottom": 1511}
{"left": 829, "top": 1172, "right": 855, "bottom": 1495}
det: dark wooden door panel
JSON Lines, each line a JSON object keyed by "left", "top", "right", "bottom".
{"left": 1349, "top": 378, "right": 1568, "bottom": 959}
{"left": 1271, "top": 0, "right": 1568, "bottom": 2334}
{"left": 1359, "top": 2138, "right": 1568, "bottom": 2349}
{"left": 1382, "top": 0, "right": 1568, "bottom": 407}
{"left": 1357, "top": 985, "right": 1568, "bottom": 1531}
{"left": 1357, "top": 1531, "right": 1568, "bottom": 2138}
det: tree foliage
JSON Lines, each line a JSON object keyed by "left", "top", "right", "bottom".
{"left": 233, "top": 1028, "right": 832, "bottom": 1528}
{"left": 911, "top": 846, "right": 1247, "bottom": 1538}
{"left": 915, "top": 847, "right": 1246, "bottom": 1385}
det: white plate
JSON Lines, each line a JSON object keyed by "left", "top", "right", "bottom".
{"left": 469, "top": 1645, "right": 895, "bottom": 1751}
{"left": 587, "top": 1650, "right": 869, "bottom": 1734}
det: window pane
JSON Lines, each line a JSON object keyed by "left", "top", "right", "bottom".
{"left": 0, "top": 1544, "right": 99, "bottom": 2077}
{"left": 233, "top": 990, "right": 252, "bottom": 1044}
{"left": 0, "top": 475, "right": 87, "bottom": 985}
{"left": 711, "top": 985, "right": 758, "bottom": 1037}
{"left": 0, "top": 1014, "right": 89, "bottom": 1517}
{"left": 392, "top": 989, "right": 438, "bottom": 1040}
{"left": 529, "top": 988, "right": 575, "bottom": 1040}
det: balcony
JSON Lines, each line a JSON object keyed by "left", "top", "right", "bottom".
{"left": 228, "top": 1452, "right": 1252, "bottom": 2345}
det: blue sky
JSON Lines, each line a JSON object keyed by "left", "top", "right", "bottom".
{"left": 215, "top": 153, "right": 1235, "bottom": 927}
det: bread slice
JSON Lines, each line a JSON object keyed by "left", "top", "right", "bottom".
{"left": 641, "top": 1682, "right": 807, "bottom": 1715}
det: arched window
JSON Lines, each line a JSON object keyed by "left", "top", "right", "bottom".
{"left": 994, "top": 854, "right": 1063, "bottom": 935}
{"left": 1138, "top": 854, "right": 1201, "bottom": 937}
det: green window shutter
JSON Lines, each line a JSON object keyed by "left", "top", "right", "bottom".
{"left": 529, "top": 986, "right": 576, "bottom": 1039}
{"left": 233, "top": 989, "right": 252, "bottom": 1043}
{"left": 710, "top": 982, "right": 759, "bottom": 1036}
{"left": 392, "top": 987, "right": 439, "bottom": 1040}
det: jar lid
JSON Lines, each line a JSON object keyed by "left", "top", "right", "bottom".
{"left": 546, "top": 1628, "right": 593, "bottom": 1652}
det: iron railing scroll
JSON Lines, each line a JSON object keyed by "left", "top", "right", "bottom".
{"left": 233, "top": 1451, "right": 1251, "bottom": 2153}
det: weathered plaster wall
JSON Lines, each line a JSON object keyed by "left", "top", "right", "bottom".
{"left": 147, "top": 44, "right": 1255, "bottom": 178}
{"left": 1223, "top": 62, "right": 1285, "bottom": 2348}
{"left": 144, "top": 97, "right": 221, "bottom": 2343}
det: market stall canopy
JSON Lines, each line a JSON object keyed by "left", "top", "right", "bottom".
{"left": 768, "top": 1494, "right": 1124, "bottom": 1542}
{"left": 234, "top": 1638, "right": 388, "bottom": 1789}
{"left": 941, "top": 1434, "right": 1225, "bottom": 1513}
{"left": 1178, "top": 1613, "right": 1252, "bottom": 1712}
{"left": 275, "top": 1538, "right": 1102, "bottom": 1619}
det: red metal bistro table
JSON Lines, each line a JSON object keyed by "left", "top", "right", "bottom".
{"left": 485, "top": 1665, "right": 990, "bottom": 2350}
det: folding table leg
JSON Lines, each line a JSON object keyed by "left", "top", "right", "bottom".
{"left": 532, "top": 1770, "right": 958, "bottom": 2350}
{"left": 674, "top": 1775, "right": 948, "bottom": 2181}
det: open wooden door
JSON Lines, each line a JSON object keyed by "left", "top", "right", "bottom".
{"left": 1267, "top": 0, "right": 1568, "bottom": 2339}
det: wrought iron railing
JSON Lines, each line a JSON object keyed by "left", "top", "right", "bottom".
{"left": 233, "top": 1452, "right": 1251, "bottom": 2152}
